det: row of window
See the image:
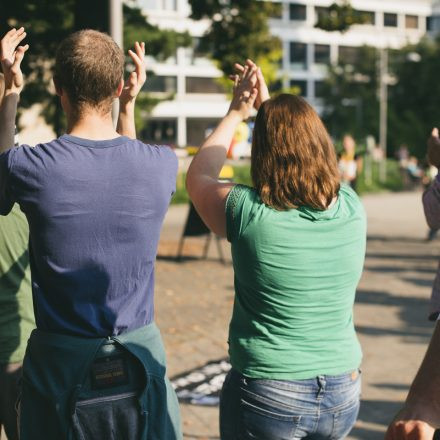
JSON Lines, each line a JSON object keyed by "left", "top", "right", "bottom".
{"left": 146, "top": 74, "right": 325, "bottom": 100}
{"left": 286, "top": 3, "right": 420, "bottom": 30}
{"left": 147, "top": 76, "right": 225, "bottom": 94}
{"left": 289, "top": 43, "right": 364, "bottom": 69}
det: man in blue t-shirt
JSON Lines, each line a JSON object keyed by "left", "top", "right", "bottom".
{"left": 0, "top": 28, "right": 180, "bottom": 439}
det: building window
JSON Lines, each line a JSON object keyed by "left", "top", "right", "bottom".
{"left": 355, "top": 10, "right": 375, "bottom": 25}
{"left": 290, "top": 3, "right": 306, "bottom": 21}
{"left": 290, "top": 80, "right": 307, "bottom": 97}
{"left": 338, "top": 46, "right": 359, "bottom": 65}
{"left": 315, "top": 6, "right": 328, "bottom": 21}
{"left": 185, "top": 77, "right": 225, "bottom": 94}
{"left": 405, "top": 15, "right": 419, "bottom": 29}
{"left": 142, "top": 119, "right": 177, "bottom": 145}
{"left": 146, "top": 75, "right": 177, "bottom": 93}
{"left": 384, "top": 13, "right": 398, "bottom": 27}
{"left": 138, "top": 0, "right": 177, "bottom": 10}
{"left": 187, "top": 119, "right": 220, "bottom": 146}
{"left": 314, "top": 44, "right": 330, "bottom": 65}
{"left": 290, "top": 42, "right": 307, "bottom": 70}
{"left": 314, "top": 80, "right": 326, "bottom": 98}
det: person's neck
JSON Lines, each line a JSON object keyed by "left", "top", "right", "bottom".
{"left": 66, "top": 109, "right": 120, "bottom": 140}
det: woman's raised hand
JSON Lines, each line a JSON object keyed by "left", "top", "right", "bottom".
{"left": 228, "top": 65, "right": 258, "bottom": 121}
{"left": 232, "top": 59, "right": 270, "bottom": 110}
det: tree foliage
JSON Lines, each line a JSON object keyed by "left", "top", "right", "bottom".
{"left": 320, "top": 37, "right": 440, "bottom": 158}
{"left": 0, "top": 0, "right": 191, "bottom": 135}
{"left": 387, "top": 37, "right": 440, "bottom": 157}
{"left": 320, "top": 46, "right": 379, "bottom": 142}
{"left": 188, "top": 0, "right": 282, "bottom": 87}
{"left": 315, "top": 0, "right": 367, "bottom": 33}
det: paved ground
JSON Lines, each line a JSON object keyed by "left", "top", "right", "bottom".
{"left": 1, "top": 190, "right": 437, "bottom": 440}
{"left": 156, "top": 190, "right": 439, "bottom": 439}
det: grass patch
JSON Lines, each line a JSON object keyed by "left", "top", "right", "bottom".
{"left": 171, "top": 159, "right": 404, "bottom": 204}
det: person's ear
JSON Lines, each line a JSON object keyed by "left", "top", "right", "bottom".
{"left": 53, "top": 77, "right": 63, "bottom": 97}
{"left": 116, "top": 78, "right": 124, "bottom": 97}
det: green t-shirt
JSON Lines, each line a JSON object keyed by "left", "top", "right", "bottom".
{"left": 225, "top": 184, "right": 366, "bottom": 380}
{"left": 0, "top": 204, "right": 34, "bottom": 364}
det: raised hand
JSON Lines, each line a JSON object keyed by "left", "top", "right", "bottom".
{"left": 228, "top": 65, "right": 258, "bottom": 121}
{"left": 119, "top": 41, "right": 146, "bottom": 105}
{"left": 231, "top": 59, "right": 270, "bottom": 110}
{"left": 0, "top": 27, "right": 29, "bottom": 95}
{"left": 427, "top": 127, "right": 440, "bottom": 168}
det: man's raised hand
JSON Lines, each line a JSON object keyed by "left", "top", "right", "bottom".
{"left": 120, "top": 41, "right": 147, "bottom": 105}
{"left": 0, "top": 28, "right": 29, "bottom": 95}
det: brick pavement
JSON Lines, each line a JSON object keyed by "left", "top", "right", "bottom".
{"left": 1, "top": 191, "right": 437, "bottom": 440}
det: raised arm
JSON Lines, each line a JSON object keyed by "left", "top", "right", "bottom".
{"left": 186, "top": 65, "right": 258, "bottom": 237}
{"left": 117, "top": 41, "right": 146, "bottom": 139}
{"left": 0, "top": 28, "right": 28, "bottom": 153}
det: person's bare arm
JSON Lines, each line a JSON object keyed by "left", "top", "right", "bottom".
{"left": 117, "top": 42, "right": 146, "bottom": 139}
{"left": 0, "top": 28, "right": 28, "bottom": 152}
{"left": 385, "top": 322, "right": 440, "bottom": 439}
{"left": 422, "top": 129, "right": 440, "bottom": 230}
{"left": 186, "top": 66, "right": 258, "bottom": 237}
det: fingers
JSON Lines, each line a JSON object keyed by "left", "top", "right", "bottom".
{"left": 128, "top": 41, "right": 146, "bottom": 81}
{"left": 233, "top": 62, "right": 245, "bottom": 73}
{"left": 247, "top": 87, "right": 258, "bottom": 107}
{"left": 10, "top": 44, "right": 28, "bottom": 74}
{"left": 432, "top": 127, "right": 439, "bottom": 138}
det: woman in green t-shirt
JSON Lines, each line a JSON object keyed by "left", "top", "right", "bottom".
{"left": 186, "top": 62, "right": 366, "bottom": 439}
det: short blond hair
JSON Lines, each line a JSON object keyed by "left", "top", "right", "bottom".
{"left": 0, "top": 73, "right": 5, "bottom": 106}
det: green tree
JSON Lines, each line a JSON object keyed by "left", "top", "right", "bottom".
{"left": 388, "top": 37, "right": 440, "bottom": 158}
{"left": 315, "top": 0, "right": 367, "bottom": 33}
{"left": 0, "top": 0, "right": 190, "bottom": 136}
{"left": 188, "top": 0, "right": 282, "bottom": 89}
{"left": 320, "top": 46, "right": 379, "bottom": 142}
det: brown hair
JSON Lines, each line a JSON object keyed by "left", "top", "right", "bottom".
{"left": 251, "top": 94, "right": 340, "bottom": 211}
{"left": 54, "top": 30, "right": 124, "bottom": 114}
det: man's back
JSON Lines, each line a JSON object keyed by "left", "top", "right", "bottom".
{"left": 0, "top": 134, "right": 177, "bottom": 337}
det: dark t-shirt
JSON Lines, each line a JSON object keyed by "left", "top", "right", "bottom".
{"left": 0, "top": 134, "right": 177, "bottom": 337}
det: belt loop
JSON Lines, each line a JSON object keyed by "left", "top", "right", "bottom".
{"left": 317, "top": 375, "right": 326, "bottom": 399}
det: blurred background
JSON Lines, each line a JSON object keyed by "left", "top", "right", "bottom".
{"left": 2, "top": 0, "right": 440, "bottom": 200}
{"left": 3, "top": 3, "right": 440, "bottom": 439}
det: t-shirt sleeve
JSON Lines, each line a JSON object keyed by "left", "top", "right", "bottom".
{"left": 225, "top": 184, "right": 258, "bottom": 243}
{"left": 162, "top": 146, "right": 178, "bottom": 196}
{"left": 0, "top": 148, "right": 18, "bottom": 216}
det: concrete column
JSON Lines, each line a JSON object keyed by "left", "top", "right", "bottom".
{"left": 177, "top": 116, "right": 187, "bottom": 148}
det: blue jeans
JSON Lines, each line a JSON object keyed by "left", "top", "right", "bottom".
{"left": 220, "top": 368, "right": 361, "bottom": 440}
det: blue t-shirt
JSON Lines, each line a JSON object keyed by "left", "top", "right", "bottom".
{"left": 0, "top": 134, "right": 177, "bottom": 337}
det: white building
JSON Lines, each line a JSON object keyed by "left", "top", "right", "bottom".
{"left": 138, "top": 0, "right": 433, "bottom": 147}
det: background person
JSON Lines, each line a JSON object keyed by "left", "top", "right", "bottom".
{"left": 186, "top": 61, "right": 366, "bottom": 439}
{"left": 0, "top": 28, "right": 180, "bottom": 439}
{"left": 338, "top": 134, "right": 362, "bottom": 191}
{"left": 0, "top": 72, "right": 34, "bottom": 440}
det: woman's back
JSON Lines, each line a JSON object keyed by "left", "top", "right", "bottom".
{"left": 226, "top": 183, "right": 366, "bottom": 379}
